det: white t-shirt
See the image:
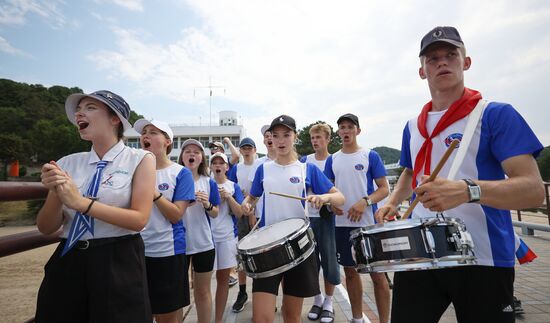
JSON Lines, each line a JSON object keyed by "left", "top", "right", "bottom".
{"left": 210, "top": 180, "right": 245, "bottom": 242}
{"left": 228, "top": 162, "right": 254, "bottom": 195}
{"left": 248, "top": 156, "right": 273, "bottom": 219}
{"left": 57, "top": 140, "right": 150, "bottom": 239}
{"left": 141, "top": 163, "right": 195, "bottom": 257}
{"left": 300, "top": 154, "right": 328, "bottom": 218}
{"left": 183, "top": 175, "right": 221, "bottom": 254}
{"left": 325, "top": 148, "right": 387, "bottom": 228}
{"left": 250, "top": 160, "right": 334, "bottom": 227}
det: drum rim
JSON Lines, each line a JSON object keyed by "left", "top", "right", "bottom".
{"left": 244, "top": 243, "right": 316, "bottom": 279}
{"left": 357, "top": 217, "right": 465, "bottom": 235}
{"left": 237, "top": 218, "right": 310, "bottom": 254}
{"left": 356, "top": 256, "right": 477, "bottom": 273}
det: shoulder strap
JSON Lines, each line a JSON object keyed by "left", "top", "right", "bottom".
{"left": 448, "top": 100, "right": 489, "bottom": 180}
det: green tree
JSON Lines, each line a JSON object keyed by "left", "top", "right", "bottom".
{"left": 0, "top": 133, "right": 30, "bottom": 179}
{"left": 537, "top": 146, "right": 550, "bottom": 182}
{"left": 296, "top": 121, "right": 342, "bottom": 156}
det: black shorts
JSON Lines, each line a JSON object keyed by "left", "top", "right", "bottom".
{"left": 186, "top": 248, "right": 215, "bottom": 273}
{"left": 35, "top": 234, "right": 151, "bottom": 323}
{"left": 252, "top": 252, "right": 320, "bottom": 297}
{"left": 391, "top": 266, "right": 515, "bottom": 323}
{"left": 145, "top": 254, "right": 190, "bottom": 314}
{"left": 237, "top": 215, "right": 251, "bottom": 240}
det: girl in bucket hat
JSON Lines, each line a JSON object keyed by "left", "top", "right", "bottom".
{"left": 35, "top": 90, "right": 156, "bottom": 323}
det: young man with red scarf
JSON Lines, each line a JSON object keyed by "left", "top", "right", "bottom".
{"left": 376, "top": 26, "right": 545, "bottom": 322}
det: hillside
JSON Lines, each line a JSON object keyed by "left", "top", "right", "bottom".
{"left": 372, "top": 146, "right": 400, "bottom": 164}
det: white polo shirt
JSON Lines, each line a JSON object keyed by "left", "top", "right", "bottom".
{"left": 141, "top": 163, "right": 195, "bottom": 257}
{"left": 57, "top": 140, "right": 151, "bottom": 239}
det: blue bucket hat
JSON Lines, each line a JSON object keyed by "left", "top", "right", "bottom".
{"left": 65, "top": 90, "right": 132, "bottom": 131}
{"left": 239, "top": 137, "right": 256, "bottom": 148}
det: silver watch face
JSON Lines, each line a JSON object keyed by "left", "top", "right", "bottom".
{"left": 469, "top": 186, "right": 481, "bottom": 201}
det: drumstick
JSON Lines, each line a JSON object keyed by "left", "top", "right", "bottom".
{"left": 402, "top": 139, "right": 460, "bottom": 219}
{"left": 269, "top": 191, "right": 331, "bottom": 206}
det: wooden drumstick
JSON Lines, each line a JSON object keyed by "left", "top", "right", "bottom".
{"left": 402, "top": 139, "right": 460, "bottom": 219}
{"left": 269, "top": 191, "right": 331, "bottom": 206}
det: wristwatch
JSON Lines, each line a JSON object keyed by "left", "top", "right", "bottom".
{"left": 463, "top": 179, "right": 481, "bottom": 203}
{"left": 362, "top": 196, "right": 373, "bottom": 206}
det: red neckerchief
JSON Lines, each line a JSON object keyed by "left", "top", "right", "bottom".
{"left": 412, "top": 88, "right": 482, "bottom": 188}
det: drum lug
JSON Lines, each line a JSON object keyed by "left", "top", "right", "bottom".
{"left": 247, "top": 257, "right": 257, "bottom": 272}
{"left": 361, "top": 238, "right": 373, "bottom": 259}
{"left": 285, "top": 243, "right": 295, "bottom": 260}
{"left": 422, "top": 228, "right": 436, "bottom": 254}
{"left": 451, "top": 230, "right": 475, "bottom": 251}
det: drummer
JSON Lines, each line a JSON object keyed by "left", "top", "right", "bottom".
{"left": 324, "top": 113, "right": 390, "bottom": 323}
{"left": 242, "top": 115, "right": 345, "bottom": 323}
{"left": 375, "top": 26, "right": 545, "bottom": 322}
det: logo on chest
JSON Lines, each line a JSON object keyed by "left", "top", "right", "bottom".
{"left": 158, "top": 183, "right": 170, "bottom": 191}
{"left": 354, "top": 164, "right": 365, "bottom": 171}
{"left": 444, "top": 133, "right": 462, "bottom": 148}
{"left": 289, "top": 176, "right": 301, "bottom": 184}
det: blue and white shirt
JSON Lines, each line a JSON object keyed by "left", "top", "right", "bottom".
{"left": 400, "top": 102, "right": 543, "bottom": 267}
{"left": 57, "top": 140, "right": 151, "bottom": 239}
{"left": 250, "top": 160, "right": 334, "bottom": 227}
{"left": 325, "top": 148, "right": 387, "bottom": 227}
{"left": 228, "top": 162, "right": 254, "bottom": 196}
{"left": 300, "top": 154, "right": 329, "bottom": 218}
{"left": 211, "top": 180, "right": 245, "bottom": 242}
{"left": 141, "top": 163, "right": 195, "bottom": 257}
{"left": 183, "top": 175, "right": 221, "bottom": 254}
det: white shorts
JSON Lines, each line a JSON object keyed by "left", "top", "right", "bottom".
{"left": 214, "top": 237, "right": 238, "bottom": 270}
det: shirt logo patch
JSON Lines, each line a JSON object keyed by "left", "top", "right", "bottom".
{"left": 355, "top": 164, "right": 365, "bottom": 171}
{"left": 289, "top": 176, "right": 301, "bottom": 184}
{"left": 158, "top": 183, "right": 170, "bottom": 190}
{"left": 445, "top": 133, "right": 462, "bottom": 147}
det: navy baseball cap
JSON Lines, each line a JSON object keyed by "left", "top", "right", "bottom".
{"left": 337, "top": 113, "right": 360, "bottom": 128}
{"left": 268, "top": 115, "right": 296, "bottom": 132}
{"left": 419, "top": 26, "right": 464, "bottom": 57}
{"left": 65, "top": 90, "right": 132, "bottom": 131}
{"left": 239, "top": 137, "right": 256, "bottom": 148}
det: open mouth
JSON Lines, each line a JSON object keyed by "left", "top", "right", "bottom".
{"left": 344, "top": 135, "right": 350, "bottom": 140}
{"left": 188, "top": 158, "right": 195, "bottom": 163}
{"left": 215, "top": 169, "right": 221, "bottom": 173}
{"left": 143, "top": 141, "right": 151, "bottom": 148}
{"left": 77, "top": 121, "right": 89, "bottom": 130}
{"left": 267, "top": 141, "right": 273, "bottom": 146}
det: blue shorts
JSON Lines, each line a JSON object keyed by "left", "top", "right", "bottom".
{"left": 335, "top": 227, "right": 358, "bottom": 267}
{"left": 310, "top": 216, "right": 341, "bottom": 285}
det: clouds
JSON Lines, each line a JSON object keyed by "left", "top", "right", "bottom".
{"left": 2, "top": 0, "right": 549, "bottom": 151}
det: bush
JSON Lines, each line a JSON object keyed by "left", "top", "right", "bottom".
{"left": 19, "top": 165, "right": 27, "bottom": 176}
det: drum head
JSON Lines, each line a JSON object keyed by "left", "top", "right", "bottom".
{"left": 238, "top": 218, "right": 306, "bottom": 250}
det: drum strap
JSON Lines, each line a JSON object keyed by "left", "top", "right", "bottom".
{"left": 447, "top": 99, "right": 489, "bottom": 180}
{"left": 300, "top": 161, "right": 309, "bottom": 220}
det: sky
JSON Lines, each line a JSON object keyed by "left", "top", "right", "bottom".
{"left": 1, "top": 0, "right": 549, "bottom": 154}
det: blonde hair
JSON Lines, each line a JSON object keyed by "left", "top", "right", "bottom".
{"left": 309, "top": 123, "right": 331, "bottom": 139}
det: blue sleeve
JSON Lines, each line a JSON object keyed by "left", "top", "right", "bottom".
{"left": 484, "top": 103, "right": 543, "bottom": 161}
{"left": 299, "top": 155, "right": 307, "bottom": 163}
{"left": 307, "top": 163, "right": 334, "bottom": 195}
{"left": 400, "top": 122, "right": 412, "bottom": 169}
{"left": 369, "top": 151, "right": 387, "bottom": 179}
{"left": 249, "top": 164, "right": 265, "bottom": 198}
{"left": 208, "top": 178, "right": 221, "bottom": 206}
{"left": 232, "top": 183, "right": 245, "bottom": 203}
{"left": 173, "top": 167, "right": 195, "bottom": 202}
{"left": 324, "top": 155, "right": 335, "bottom": 181}
{"left": 227, "top": 164, "right": 238, "bottom": 182}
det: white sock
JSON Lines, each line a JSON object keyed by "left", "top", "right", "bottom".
{"left": 313, "top": 293, "right": 324, "bottom": 307}
{"left": 322, "top": 295, "right": 333, "bottom": 312}
{"left": 352, "top": 318, "right": 364, "bottom": 323}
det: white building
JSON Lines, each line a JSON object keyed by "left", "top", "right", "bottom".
{"left": 125, "top": 110, "right": 246, "bottom": 162}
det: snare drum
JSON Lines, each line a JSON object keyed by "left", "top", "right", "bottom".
{"left": 350, "top": 217, "right": 476, "bottom": 273}
{"left": 237, "top": 218, "right": 315, "bottom": 279}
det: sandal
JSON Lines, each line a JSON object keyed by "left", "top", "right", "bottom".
{"left": 320, "top": 309, "right": 335, "bottom": 323}
{"left": 307, "top": 305, "right": 322, "bottom": 320}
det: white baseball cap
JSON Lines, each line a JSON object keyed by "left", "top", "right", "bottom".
{"left": 209, "top": 152, "right": 228, "bottom": 165}
{"left": 133, "top": 119, "right": 174, "bottom": 141}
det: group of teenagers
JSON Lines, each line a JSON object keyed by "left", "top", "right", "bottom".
{"left": 34, "top": 25, "right": 545, "bottom": 323}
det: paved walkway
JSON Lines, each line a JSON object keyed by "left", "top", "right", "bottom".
{"left": 183, "top": 213, "right": 550, "bottom": 322}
